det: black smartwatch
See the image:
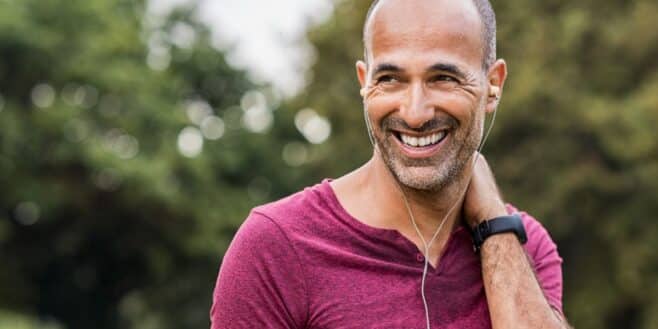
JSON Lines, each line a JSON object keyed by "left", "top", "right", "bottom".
{"left": 471, "top": 214, "right": 527, "bottom": 253}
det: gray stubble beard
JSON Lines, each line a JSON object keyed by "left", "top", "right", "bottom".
{"left": 369, "top": 111, "right": 484, "bottom": 193}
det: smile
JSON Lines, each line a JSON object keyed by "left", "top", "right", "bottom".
{"left": 390, "top": 129, "right": 450, "bottom": 159}
{"left": 397, "top": 131, "right": 447, "bottom": 148}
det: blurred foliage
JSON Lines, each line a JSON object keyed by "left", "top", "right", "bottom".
{"left": 0, "top": 0, "right": 309, "bottom": 328}
{"left": 0, "top": 0, "right": 657, "bottom": 328}
{"left": 0, "top": 310, "right": 61, "bottom": 329}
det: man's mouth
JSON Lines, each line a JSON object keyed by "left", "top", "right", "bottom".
{"left": 394, "top": 131, "right": 447, "bottom": 148}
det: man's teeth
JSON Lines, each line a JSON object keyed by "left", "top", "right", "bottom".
{"left": 400, "top": 131, "right": 446, "bottom": 147}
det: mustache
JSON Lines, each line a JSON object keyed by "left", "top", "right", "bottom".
{"left": 381, "top": 116, "right": 458, "bottom": 133}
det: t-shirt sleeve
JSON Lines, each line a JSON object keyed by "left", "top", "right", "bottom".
{"left": 517, "top": 210, "right": 564, "bottom": 316}
{"left": 210, "top": 211, "right": 308, "bottom": 328}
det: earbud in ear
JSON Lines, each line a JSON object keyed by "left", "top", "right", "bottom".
{"left": 489, "top": 86, "right": 500, "bottom": 99}
{"left": 360, "top": 87, "right": 368, "bottom": 97}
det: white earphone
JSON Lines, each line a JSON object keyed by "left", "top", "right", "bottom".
{"left": 489, "top": 85, "right": 500, "bottom": 100}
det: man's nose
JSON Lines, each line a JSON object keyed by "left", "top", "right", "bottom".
{"left": 399, "top": 83, "right": 434, "bottom": 129}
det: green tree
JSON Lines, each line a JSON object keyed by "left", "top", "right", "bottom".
{"left": 0, "top": 0, "right": 304, "bottom": 328}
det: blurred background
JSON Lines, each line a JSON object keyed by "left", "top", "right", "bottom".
{"left": 0, "top": 0, "right": 657, "bottom": 328}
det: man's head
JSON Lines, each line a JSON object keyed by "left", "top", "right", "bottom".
{"left": 363, "top": 0, "right": 497, "bottom": 70}
{"left": 357, "top": 0, "right": 507, "bottom": 192}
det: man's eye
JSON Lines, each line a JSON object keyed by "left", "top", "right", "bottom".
{"left": 430, "top": 75, "right": 458, "bottom": 83}
{"left": 376, "top": 75, "right": 398, "bottom": 84}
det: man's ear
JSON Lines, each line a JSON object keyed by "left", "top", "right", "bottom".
{"left": 356, "top": 60, "right": 368, "bottom": 90}
{"left": 485, "top": 59, "right": 507, "bottom": 114}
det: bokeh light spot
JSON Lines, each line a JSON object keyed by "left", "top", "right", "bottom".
{"left": 60, "top": 83, "right": 98, "bottom": 108}
{"left": 240, "top": 90, "right": 267, "bottom": 111}
{"left": 303, "top": 116, "right": 331, "bottom": 144}
{"left": 14, "top": 201, "right": 40, "bottom": 226}
{"left": 201, "top": 116, "right": 225, "bottom": 140}
{"left": 282, "top": 142, "right": 308, "bottom": 167}
{"left": 262, "top": 87, "right": 282, "bottom": 111}
{"left": 103, "top": 129, "right": 139, "bottom": 159}
{"left": 295, "top": 108, "right": 331, "bottom": 144}
{"left": 242, "top": 105, "right": 273, "bottom": 133}
{"left": 294, "top": 108, "right": 315, "bottom": 132}
{"left": 241, "top": 90, "right": 272, "bottom": 134}
{"left": 185, "top": 100, "right": 213, "bottom": 125}
{"left": 115, "top": 135, "right": 140, "bottom": 159}
{"left": 103, "top": 129, "right": 122, "bottom": 149}
{"left": 147, "top": 29, "right": 168, "bottom": 49}
{"left": 147, "top": 46, "right": 171, "bottom": 71}
{"left": 170, "top": 21, "right": 197, "bottom": 49}
{"left": 61, "top": 83, "right": 80, "bottom": 105}
{"left": 177, "top": 126, "right": 204, "bottom": 158}
{"left": 78, "top": 85, "right": 99, "bottom": 109}
{"left": 31, "top": 83, "right": 56, "bottom": 109}
{"left": 63, "top": 119, "right": 90, "bottom": 143}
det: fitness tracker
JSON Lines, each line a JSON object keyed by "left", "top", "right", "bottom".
{"left": 471, "top": 214, "right": 527, "bottom": 253}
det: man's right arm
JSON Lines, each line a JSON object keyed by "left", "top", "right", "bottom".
{"left": 210, "top": 211, "right": 308, "bottom": 328}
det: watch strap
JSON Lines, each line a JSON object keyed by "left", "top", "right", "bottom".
{"left": 472, "top": 214, "right": 527, "bottom": 253}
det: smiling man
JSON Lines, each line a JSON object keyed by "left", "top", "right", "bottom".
{"left": 211, "top": 0, "right": 569, "bottom": 328}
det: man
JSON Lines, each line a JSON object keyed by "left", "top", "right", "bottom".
{"left": 211, "top": 0, "right": 569, "bottom": 328}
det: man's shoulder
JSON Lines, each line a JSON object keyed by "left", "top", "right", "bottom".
{"left": 227, "top": 180, "right": 332, "bottom": 259}
{"left": 249, "top": 179, "right": 334, "bottom": 231}
{"left": 507, "top": 204, "right": 561, "bottom": 263}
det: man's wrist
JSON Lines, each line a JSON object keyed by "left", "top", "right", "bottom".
{"left": 471, "top": 213, "right": 528, "bottom": 253}
{"left": 479, "top": 232, "right": 518, "bottom": 250}
{"left": 470, "top": 202, "right": 507, "bottom": 227}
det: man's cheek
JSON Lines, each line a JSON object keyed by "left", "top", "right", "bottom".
{"left": 366, "top": 93, "right": 402, "bottom": 116}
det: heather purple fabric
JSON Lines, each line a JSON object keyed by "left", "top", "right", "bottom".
{"left": 211, "top": 179, "right": 563, "bottom": 328}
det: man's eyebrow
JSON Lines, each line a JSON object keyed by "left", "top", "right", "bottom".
{"left": 428, "top": 63, "right": 468, "bottom": 79}
{"left": 372, "top": 63, "right": 402, "bottom": 76}
{"left": 372, "top": 62, "right": 469, "bottom": 79}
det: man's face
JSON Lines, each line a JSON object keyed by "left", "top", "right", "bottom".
{"left": 358, "top": 0, "right": 499, "bottom": 192}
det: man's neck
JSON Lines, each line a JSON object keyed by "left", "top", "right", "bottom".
{"left": 366, "top": 154, "right": 469, "bottom": 240}
{"left": 332, "top": 152, "right": 472, "bottom": 258}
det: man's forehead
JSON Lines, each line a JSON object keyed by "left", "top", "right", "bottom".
{"left": 364, "top": 0, "right": 484, "bottom": 65}
{"left": 365, "top": 0, "right": 482, "bottom": 37}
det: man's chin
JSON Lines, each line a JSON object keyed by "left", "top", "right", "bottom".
{"left": 391, "top": 165, "right": 451, "bottom": 192}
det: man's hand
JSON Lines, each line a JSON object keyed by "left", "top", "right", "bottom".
{"left": 463, "top": 152, "right": 508, "bottom": 227}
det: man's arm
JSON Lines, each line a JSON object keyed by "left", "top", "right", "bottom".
{"left": 481, "top": 232, "right": 569, "bottom": 328}
{"left": 464, "top": 153, "right": 570, "bottom": 329}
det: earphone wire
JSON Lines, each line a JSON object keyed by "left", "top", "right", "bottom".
{"left": 363, "top": 95, "right": 498, "bottom": 329}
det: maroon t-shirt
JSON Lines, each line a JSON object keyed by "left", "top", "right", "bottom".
{"left": 211, "top": 179, "right": 563, "bottom": 328}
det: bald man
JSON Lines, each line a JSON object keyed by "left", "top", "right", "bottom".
{"left": 211, "top": 1, "right": 570, "bottom": 328}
